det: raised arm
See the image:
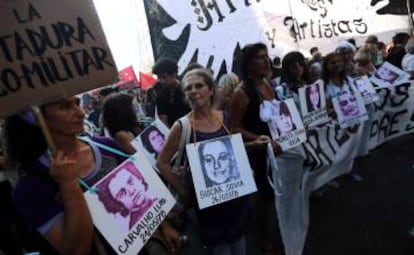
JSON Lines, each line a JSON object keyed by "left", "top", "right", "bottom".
{"left": 44, "top": 151, "right": 94, "bottom": 255}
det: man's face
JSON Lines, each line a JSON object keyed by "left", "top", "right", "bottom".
{"left": 109, "top": 169, "right": 146, "bottom": 211}
{"left": 148, "top": 130, "right": 165, "bottom": 153}
{"left": 201, "top": 141, "right": 232, "bottom": 185}
{"left": 339, "top": 93, "right": 360, "bottom": 118}
{"left": 159, "top": 73, "right": 178, "bottom": 87}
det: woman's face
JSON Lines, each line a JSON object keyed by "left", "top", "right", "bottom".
{"left": 249, "top": 49, "right": 271, "bottom": 78}
{"left": 277, "top": 112, "right": 293, "bottom": 134}
{"left": 289, "top": 62, "right": 304, "bottom": 79}
{"left": 339, "top": 93, "right": 359, "bottom": 117}
{"left": 309, "top": 85, "right": 320, "bottom": 109}
{"left": 43, "top": 97, "right": 85, "bottom": 136}
{"left": 326, "top": 55, "right": 344, "bottom": 74}
{"left": 201, "top": 140, "right": 232, "bottom": 185}
{"left": 148, "top": 130, "right": 164, "bottom": 153}
{"left": 377, "top": 67, "right": 398, "bottom": 82}
{"left": 109, "top": 169, "right": 146, "bottom": 211}
{"left": 183, "top": 74, "right": 213, "bottom": 109}
{"left": 354, "top": 79, "right": 368, "bottom": 95}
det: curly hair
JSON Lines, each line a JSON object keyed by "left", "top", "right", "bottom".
{"left": 96, "top": 161, "right": 148, "bottom": 217}
{"left": 102, "top": 94, "right": 138, "bottom": 138}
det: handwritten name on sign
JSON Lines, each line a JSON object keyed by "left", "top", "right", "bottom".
{"left": 0, "top": 0, "right": 117, "bottom": 117}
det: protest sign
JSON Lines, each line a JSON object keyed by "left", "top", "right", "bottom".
{"left": 298, "top": 80, "right": 330, "bottom": 127}
{"left": 370, "top": 62, "right": 410, "bottom": 88}
{"left": 332, "top": 92, "right": 368, "bottom": 128}
{"left": 84, "top": 151, "right": 175, "bottom": 255}
{"left": 267, "top": 98, "right": 307, "bottom": 151}
{"left": 186, "top": 134, "right": 257, "bottom": 209}
{"left": 131, "top": 119, "right": 169, "bottom": 172}
{"left": 0, "top": 0, "right": 117, "bottom": 117}
{"left": 350, "top": 76, "right": 379, "bottom": 104}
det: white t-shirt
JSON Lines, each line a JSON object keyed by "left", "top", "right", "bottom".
{"left": 402, "top": 53, "right": 414, "bottom": 72}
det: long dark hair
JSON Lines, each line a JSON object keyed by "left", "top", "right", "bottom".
{"left": 305, "top": 85, "right": 321, "bottom": 111}
{"left": 280, "top": 51, "right": 307, "bottom": 88}
{"left": 4, "top": 112, "right": 48, "bottom": 171}
{"left": 239, "top": 42, "right": 268, "bottom": 83}
{"left": 102, "top": 94, "right": 138, "bottom": 138}
{"left": 322, "top": 52, "right": 346, "bottom": 84}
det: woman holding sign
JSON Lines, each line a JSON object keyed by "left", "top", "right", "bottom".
{"left": 158, "top": 68, "right": 265, "bottom": 255}
{"left": 4, "top": 97, "right": 178, "bottom": 255}
{"left": 231, "top": 43, "right": 282, "bottom": 254}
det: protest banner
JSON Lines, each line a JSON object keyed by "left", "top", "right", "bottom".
{"left": 143, "top": 0, "right": 409, "bottom": 78}
{"left": 267, "top": 98, "right": 307, "bottom": 151}
{"left": 0, "top": 0, "right": 117, "bottom": 117}
{"left": 349, "top": 76, "right": 380, "bottom": 104}
{"left": 332, "top": 91, "right": 369, "bottom": 128}
{"left": 84, "top": 151, "right": 175, "bottom": 255}
{"left": 298, "top": 80, "right": 330, "bottom": 127}
{"left": 131, "top": 119, "right": 170, "bottom": 173}
{"left": 186, "top": 134, "right": 257, "bottom": 209}
{"left": 370, "top": 62, "right": 410, "bottom": 88}
{"left": 273, "top": 82, "right": 414, "bottom": 255}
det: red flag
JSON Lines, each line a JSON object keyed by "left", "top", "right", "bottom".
{"left": 119, "top": 66, "right": 137, "bottom": 82}
{"left": 139, "top": 72, "right": 157, "bottom": 90}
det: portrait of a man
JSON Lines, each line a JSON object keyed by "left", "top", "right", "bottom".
{"left": 198, "top": 137, "right": 240, "bottom": 188}
{"left": 97, "top": 162, "right": 157, "bottom": 232}
{"left": 338, "top": 93, "right": 360, "bottom": 119}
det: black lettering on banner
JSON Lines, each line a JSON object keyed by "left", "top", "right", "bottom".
{"left": 406, "top": 112, "right": 414, "bottom": 131}
{"left": 303, "top": 129, "right": 332, "bottom": 170}
{"left": 379, "top": 115, "right": 390, "bottom": 138}
{"left": 391, "top": 83, "right": 410, "bottom": 107}
{"left": 373, "top": 89, "right": 390, "bottom": 111}
{"left": 283, "top": 16, "right": 368, "bottom": 42}
{"left": 389, "top": 110, "right": 407, "bottom": 136}
{"left": 333, "top": 124, "right": 352, "bottom": 148}
{"left": 370, "top": 119, "right": 378, "bottom": 138}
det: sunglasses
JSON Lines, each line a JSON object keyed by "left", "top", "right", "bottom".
{"left": 184, "top": 82, "right": 206, "bottom": 92}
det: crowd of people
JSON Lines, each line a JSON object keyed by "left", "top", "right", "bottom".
{"left": 0, "top": 31, "right": 413, "bottom": 255}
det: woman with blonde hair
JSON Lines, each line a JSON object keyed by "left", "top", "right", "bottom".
{"left": 213, "top": 72, "right": 240, "bottom": 111}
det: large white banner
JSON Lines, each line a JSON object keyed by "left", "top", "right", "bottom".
{"left": 144, "top": 0, "right": 410, "bottom": 78}
{"left": 273, "top": 81, "right": 414, "bottom": 255}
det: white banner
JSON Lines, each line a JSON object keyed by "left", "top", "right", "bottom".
{"left": 144, "top": 0, "right": 410, "bottom": 78}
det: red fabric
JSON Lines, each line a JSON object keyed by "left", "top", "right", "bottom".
{"left": 119, "top": 66, "right": 137, "bottom": 82}
{"left": 139, "top": 72, "right": 157, "bottom": 90}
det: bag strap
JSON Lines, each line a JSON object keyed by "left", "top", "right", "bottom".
{"left": 173, "top": 115, "right": 191, "bottom": 170}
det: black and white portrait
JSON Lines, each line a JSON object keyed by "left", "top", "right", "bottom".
{"left": 198, "top": 137, "right": 240, "bottom": 188}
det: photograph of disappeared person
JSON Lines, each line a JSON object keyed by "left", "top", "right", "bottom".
{"left": 338, "top": 93, "right": 360, "bottom": 119}
{"left": 353, "top": 77, "right": 370, "bottom": 97}
{"left": 97, "top": 162, "right": 157, "bottom": 232}
{"left": 374, "top": 65, "right": 399, "bottom": 84}
{"left": 305, "top": 83, "right": 321, "bottom": 112}
{"left": 274, "top": 101, "right": 297, "bottom": 135}
{"left": 140, "top": 125, "right": 166, "bottom": 159}
{"left": 198, "top": 137, "right": 240, "bottom": 188}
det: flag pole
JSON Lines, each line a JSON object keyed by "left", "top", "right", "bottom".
{"left": 32, "top": 106, "right": 57, "bottom": 153}
{"left": 407, "top": 0, "right": 414, "bottom": 34}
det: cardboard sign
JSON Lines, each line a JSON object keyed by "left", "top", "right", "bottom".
{"left": 131, "top": 119, "right": 170, "bottom": 173}
{"left": 186, "top": 134, "right": 257, "bottom": 209}
{"left": 0, "top": 0, "right": 117, "bottom": 117}
{"left": 332, "top": 91, "right": 368, "bottom": 128}
{"left": 369, "top": 62, "right": 410, "bottom": 88}
{"left": 350, "top": 76, "right": 379, "bottom": 104}
{"left": 266, "top": 98, "right": 307, "bottom": 151}
{"left": 84, "top": 152, "right": 175, "bottom": 255}
{"left": 298, "top": 80, "right": 330, "bottom": 127}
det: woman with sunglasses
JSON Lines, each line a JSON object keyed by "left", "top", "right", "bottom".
{"left": 157, "top": 68, "right": 267, "bottom": 255}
